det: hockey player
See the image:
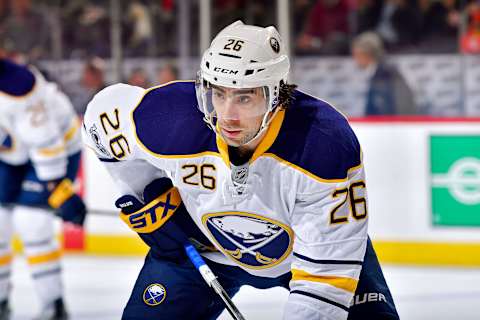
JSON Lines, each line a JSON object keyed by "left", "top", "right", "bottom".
{"left": 83, "top": 21, "right": 399, "bottom": 319}
{"left": 0, "top": 59, "right": 86, "bottom": 320}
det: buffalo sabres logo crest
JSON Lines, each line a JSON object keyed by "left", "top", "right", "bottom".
{"left": 202, "top": 212, "right": 293, "bottom": 269}
{"left": 143, "top": 283, "right": 167, "bottom": 306}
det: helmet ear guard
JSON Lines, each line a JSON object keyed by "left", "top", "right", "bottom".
{"left": 196, "top": 21, "right": 290, "bottom": 145}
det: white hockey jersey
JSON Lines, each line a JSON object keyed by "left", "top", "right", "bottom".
{"left": 0, "top": 60, "right": 82, "bottom": 181}
{"left": 82, "top": 81, "right": 369, "bottom": 320}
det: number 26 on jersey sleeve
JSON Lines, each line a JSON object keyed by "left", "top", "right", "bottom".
{"left": 99, "top": 108, "right": 130, "bottom": 160}
{"left": 329, "top": 181, "right": 367, "bottom": 225}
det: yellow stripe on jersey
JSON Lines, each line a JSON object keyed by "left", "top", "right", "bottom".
{"left": 27, "top": 250, "right": 61, "bottom": 265}
{"left": 120, "top": 187, "right": 182, "bottom": 234}
{"left": 250, "top": 108, "right": 285, "bottom": 163}
{"left": 0, "top": 254, "right": 12, "bottom": 266}
{"left": 348, "top": 160, "right": 363, "bottom": 176}
{"left": 263, "top": 152, "right": 363, "bottom": 184}
{"left": 64, "top": 118, "right": 80, "bottom": 142}
{"left": 215, "top": 132, "right": 230, "bottom": 166}
{"left": 291, "top": 269, "right": 358, "bottom": 293}
{"left": 38, "top": 144, "right": 65, "bottom": 157}
{"left": 48, "top": 179, "right": 75, "bottom": 209}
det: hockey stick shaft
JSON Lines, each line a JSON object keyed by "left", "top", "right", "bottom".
{"left": 184, "top": 244, "right": 247, "bottom": 320}
{"left": 87, "top": 208, "right": 119, "bottom": 216}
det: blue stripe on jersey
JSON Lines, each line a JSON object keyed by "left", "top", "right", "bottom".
{"left": 290, "top": 289, "right": 350, "bottom": 311}
{"left": 99, "top": 157, "right": 120, "bottom": 163}
{"left": 0, "top": 59, "right": 35, "bottom": 97}
{"left": 23, "top": 239, "right": 52, "bottom": 248}
{"left": 132, "top": 82, "right": 218, "bottom": 156}
{"left": 293, "top": 252, "right": 363, "bottom": 265}
{"left": 32, "top": 267, "right": 61, "bottom": 279}
{"left": 268, "top": 90, "right": 362, "bottom": 180}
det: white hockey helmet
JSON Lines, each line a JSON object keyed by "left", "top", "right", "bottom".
{"left": 196, "top": 21, "right": 290, "bottom": 144}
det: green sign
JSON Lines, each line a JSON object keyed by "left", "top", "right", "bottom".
{"left": 430, "top": 135, "right": 480, "bottom": 226}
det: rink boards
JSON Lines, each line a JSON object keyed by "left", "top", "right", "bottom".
{"left": 65, "top": 118, "right": 480, "bottom": 266}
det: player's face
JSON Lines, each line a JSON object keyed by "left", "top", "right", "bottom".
{"left": 352, "top": 46, "right": 372, "bottom": 69}
{"left": 211, "top": 85, "right": 267, "bottom": 147}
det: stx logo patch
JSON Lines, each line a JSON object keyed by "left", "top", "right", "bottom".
{"left": 120, "top": 188, "right": 181, "bottom": 234}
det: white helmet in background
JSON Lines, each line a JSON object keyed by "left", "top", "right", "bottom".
{"left": 196, "top": 20, "right": 290, "bottom": 144}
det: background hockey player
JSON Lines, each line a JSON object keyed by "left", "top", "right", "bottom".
{"left": 0, "top": 58, "right": 86, "bottom": 320}
{"left": 83, "top": 21, "right": 399, "bottom": 319}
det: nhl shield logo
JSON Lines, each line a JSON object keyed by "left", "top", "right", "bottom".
{"left": 143, "top": 283, "right": 167, "bottom": 306}
{"left": 202, "top": 212, "right": 293, "bottom": 269}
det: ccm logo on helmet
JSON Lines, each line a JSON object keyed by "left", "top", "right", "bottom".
{"left": 213, "top": 67, "right": 239, "bottom": 75}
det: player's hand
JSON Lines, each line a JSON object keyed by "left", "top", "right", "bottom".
{"left": 115, "top": 179, "right": 192, "bottom": 262}
{"left": 48, "top": 178, "right": 87, "bottom": 226}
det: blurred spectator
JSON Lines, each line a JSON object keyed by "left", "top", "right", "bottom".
{"left": 213, "top": 0, "right": 246, "bottom": 35}
{"left": 0, "top": 35, "right": 28, "bottom": 65}
{"left": 156, "top": 63, "right": 178, "bottom": 85}
{"left": 62, "top": 2, "right": 110, "bottom": 58}
{"left": 70, "top": 58, "right": 106, "bottom": 114}
{"left": 151, "top": 0, "right": 177, "bottom": 56}
{"left": 461, "top": 5, "right": 480, "bottom": 53}
{"left": 419, "top": 0, "right": 459, "bottom": 53}
{"left": 0, "top": 0, "right": 7, "bottom": 20}
{"left": 127, "top": 67, "right": 150, "bottom": 88}
{"left": 293, "top": 0, "right": 316, "bottom": 38}
{"left": 212, "top": 1, "right": 276, "bottom": 38}
{"left": 352, "top": 32, "right": 416, "bottom": 115}
{"left": 376, "top": 0, "right": 422, "bottom": 52}
{"left": 1, "top": 0, "right": 50, "bottom": 61}
{"left": 354, "top": 0, "right": 384, "bottom": 34}
{"left": 296, "top": 0, "right": 350, "bottom": 55}
{"left": 125, "top": 1, "right": 154, "bottom": 56}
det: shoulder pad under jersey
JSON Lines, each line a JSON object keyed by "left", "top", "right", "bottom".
{"left": 268, "top": 90, "right": 362, "bottom": 182}
{"left": 82, "top": 83, "right": 145, "bottom": 161}
{"left": 132, "top": 81, "right": 216, "bottom": 156}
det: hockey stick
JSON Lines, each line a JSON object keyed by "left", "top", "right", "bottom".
{"left": 87, "top": 208, "right": 247, "bottom": 319}
{"left": 86, "top": 208, "right": 119, "bottom": 216}
{"left": 184, "top": 244, "right": 247, "bottom": 320}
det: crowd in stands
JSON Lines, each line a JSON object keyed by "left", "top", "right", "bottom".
{"left": 2, "top": 0, "right": 480, "bottom": 61}
{"left": 66, "top": 58, "right": 178, "bottom": 114}
{"left": 2, "top": 0, "right": 480, "bottom": 116}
